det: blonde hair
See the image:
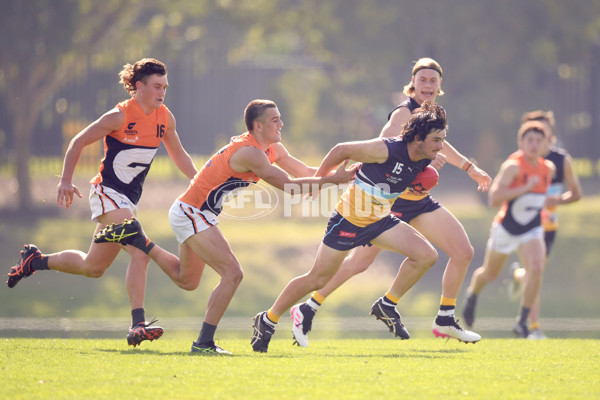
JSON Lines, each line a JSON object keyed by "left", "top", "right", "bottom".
{"left": 403, "top": 58, "right": 445, "bottom": 97}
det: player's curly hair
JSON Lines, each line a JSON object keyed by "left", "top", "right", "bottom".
{"left": 119, "top": 58, "right": 167, "bottom": 95}
{"left": 401, "top": 101, "right": 447, "bottom": 143}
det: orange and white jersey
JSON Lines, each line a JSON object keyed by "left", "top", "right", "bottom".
{"left": 178, "top": 132, "right": 277, "bottom": 215}
{"left": 90, "top": 98, "right": 169, "bottom": 204}
{"left": 494, "top": 150, "right": 553, "bottom": 235}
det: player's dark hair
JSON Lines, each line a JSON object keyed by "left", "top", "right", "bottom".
{"left": 119, "top": 58, "right": 167, "bottom": 95}
{"left": 401, "top": 102, "right": 447, "bottom": 142}
{"left": 244, "top": 99, "right": 277, "bottom": 132}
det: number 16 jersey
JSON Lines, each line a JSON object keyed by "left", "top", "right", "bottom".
{"left": 90, "top": 98, "right": 169, "bottom": 205}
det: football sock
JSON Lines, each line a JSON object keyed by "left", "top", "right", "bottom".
{"left": 518, "top": 307, "right": 531, "bottom": 325}
{"left": 382, "top": 291, "right": 399, "bottom": 308}
{"left": 129, "top": 235, "right": 156, "bottom": 255}
{"left": 529, "top": 322, "right": 540, "bottom": 330}
{"left": 436, "top": 296, "right": 457, "bottom": 325}
{"left": 197, "top": 322, "right": 217, "bottom": 345}
{"left": 32, "top": 255, "right": 49, "bottom": 271}
{"left": 266, "top": 309, "right": 279, "bottom": 325}
{"left": 307, "top": 291, "right": 324, "bottom": 312}
{"left": 131, "top": 308, "right": 145, "bottom": 327}
{"left": 438, "top": 296, "right": 456, "bottom": 316}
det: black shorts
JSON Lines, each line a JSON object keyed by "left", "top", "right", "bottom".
{"left": 322, "top": 211, "right": 401, "bottom": 251}
{"left": 390, "top": 195, "right": 441, "bottom": 223}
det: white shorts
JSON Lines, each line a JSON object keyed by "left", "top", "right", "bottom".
{"left": 169, "top": 199, "right": 219, "bottom": 244}
{"left": 487, "top": 222, "right": 544, "bottom": 254}
{"left": 89, "top": 184, "right": 137, "bottom": 222}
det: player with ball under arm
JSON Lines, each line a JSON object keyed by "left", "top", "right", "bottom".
{"left": 251, "top": 102, "right": 483, "bottom": 353}
{"left": 286, "top": 58, "right": 492, "bottom": 347}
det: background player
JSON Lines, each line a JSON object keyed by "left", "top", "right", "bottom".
{"left": 506, "top": 110, "right": 583, "bottom": 339}
{"left": 462, "top": 121, "right": 555, "bottom": 337}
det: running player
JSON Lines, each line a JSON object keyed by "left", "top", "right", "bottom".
{"left": 94, "top": 99, "right": 358, "bottom": 354}
{"left": 506, "top": 110, "right": 583, "bottom": 339}
{"left": 7, "top": 58, "right": 197, "bottom": 346}
{"left": 289, "top": 58, "right": 490, "bottom": 347}
{"left": 251, "top": 102, "right": 474, "bottom": 353}
{"left": 462, "top": 121, "right": 555, "bottom": 338}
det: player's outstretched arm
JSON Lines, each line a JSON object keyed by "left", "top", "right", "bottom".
{"left": 314, "top": 138, "right": 388, "bottom": 178}
{"left": 230, "top": 146, "right": 357, "bottom": 195}
{"left": 439, "top": 140, "right": 491, "bottom": 192}
{"left": 271, "top": 143, "right": 317, "bottom": 178}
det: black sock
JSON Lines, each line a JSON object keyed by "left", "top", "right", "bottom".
{"left": 197, "top": 322, "right": 217, "bottom": 345}
{"left": 435, "top": 315, "right": 456, "bottom": 325}
{"left": 32, "top": 255, "right": 49, "bottom": 271}
{"left": 518, "top": 307, "right": 531, "bottom": 325}
{"left": 131, "top": 308, "right": 145, "bottom": 327}
{"left": 130, "top": 236, "right": 156, "bottom": 255}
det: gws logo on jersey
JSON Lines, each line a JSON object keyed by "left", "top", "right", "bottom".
{"left": 125, "top": 122, "right": 138, "bottom": 135}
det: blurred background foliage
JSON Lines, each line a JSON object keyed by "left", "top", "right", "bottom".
{"left": 1, "top": 0, "right": 600, "bottom": 210}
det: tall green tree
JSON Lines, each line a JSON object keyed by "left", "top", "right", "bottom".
{"left": 0, "top": 0, "right": 209, "bottom": 211}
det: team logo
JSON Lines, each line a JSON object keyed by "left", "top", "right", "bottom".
{"left": 387, "top": 162, "right": 405, "bottom": 184}
{"left": 339, "top": 231, "right": 357, "bottom": 238}
{"left": 125, "top": 122, "right": 138, "bottom": 135}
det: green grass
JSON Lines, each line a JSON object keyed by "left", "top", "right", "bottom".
{"left": 1, "top": 337, "right": 598, "bottom": 399}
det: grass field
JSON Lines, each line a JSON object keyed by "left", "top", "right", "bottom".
{"left": 2, "top": 337, "right": 598, "bottom": 399}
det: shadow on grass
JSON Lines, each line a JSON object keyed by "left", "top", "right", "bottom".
{"left": 96, "top": 348, "right": 180, "bottom": 356}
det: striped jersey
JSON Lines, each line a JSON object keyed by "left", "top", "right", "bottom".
{"left": 336, "top": 137, "right": 431, "bottom": 227}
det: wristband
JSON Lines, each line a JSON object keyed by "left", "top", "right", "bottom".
{"left": 462, "top": 161, "right": 473, "bottom": 172}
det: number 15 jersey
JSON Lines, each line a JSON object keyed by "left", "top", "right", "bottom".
{"left": 90, "top": 98, "right": 169, "bottom": 205}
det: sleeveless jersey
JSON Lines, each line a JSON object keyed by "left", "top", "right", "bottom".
{"left": 336, "top": 137, "right": 431, "bottom": 227}
{"left": 387, "top": 97, "right": 420, "bottom": 120}
{"left": 494, "top": 150, "right": 553, "bottom": 235}
{"left": 179, "top": 132, "right": 277, "bottom": 215}
{"left": 388, "top": 97, "right": 442, "bottom": 202}
{"left": 90, "top": 98, "right": 169, "bottom": 205}
{"left": 542, "top": 147, "right": 567, "bottom": 231}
